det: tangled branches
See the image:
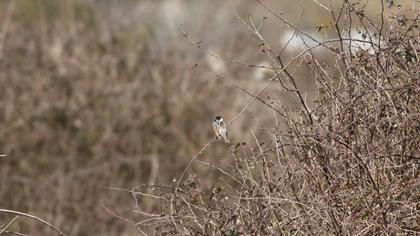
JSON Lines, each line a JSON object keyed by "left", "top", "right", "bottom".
{"left": 110, "top": 1, "right": 419, "bottom": 235}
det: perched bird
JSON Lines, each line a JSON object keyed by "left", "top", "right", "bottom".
{"left": 212, "top": 116, "right": 230, "bottom": 144}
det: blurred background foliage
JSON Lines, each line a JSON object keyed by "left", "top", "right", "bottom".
{"left": 0, "top": 0, "right": 417, "bottom": 235}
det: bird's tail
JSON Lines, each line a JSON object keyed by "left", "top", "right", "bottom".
{"left": 222, "top": 134, "right": 230, "bottom": 144}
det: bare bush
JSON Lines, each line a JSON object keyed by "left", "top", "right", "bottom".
{"left": 112, "top": 1, "right": 420, "bottom": 235}
{"left": 0, "top": 0, "right": 418, "bottom": 235}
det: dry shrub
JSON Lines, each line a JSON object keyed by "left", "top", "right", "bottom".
{"left": 115, "top": 1, "right": 420, "bottom": 235}
{"left": 0, "top": 0, "right": 418, "bottom": 235}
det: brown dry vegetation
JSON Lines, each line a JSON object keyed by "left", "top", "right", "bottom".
{"left": 0, "top": 0, "right": 419, "bottom": 235}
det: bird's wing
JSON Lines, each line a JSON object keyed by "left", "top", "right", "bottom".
{"left": 212, "top": 122, "right": 219, "bottom": 136}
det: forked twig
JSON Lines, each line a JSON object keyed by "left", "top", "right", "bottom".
{"left": 0, "top": 209, "right": 66, "bottom": 236}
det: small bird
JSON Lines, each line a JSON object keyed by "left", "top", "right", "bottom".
{"left": 212, "top": 116, "right": 230, "bottom": 144}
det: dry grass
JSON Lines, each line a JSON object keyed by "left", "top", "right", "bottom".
{"left": 0, "top": 0, "right": 418, "bottom": 235}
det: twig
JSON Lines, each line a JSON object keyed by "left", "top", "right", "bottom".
{"left": 0, "top": 216, "right": 19, "bottom": 234}
{"left": 0, "top": 209, "right": 66, "bottom": 236}
{"left": 101, "top": 204, "right": 147, "bottom": 236}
